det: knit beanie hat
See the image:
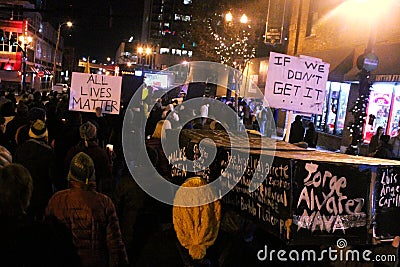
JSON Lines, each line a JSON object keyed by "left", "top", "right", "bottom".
{"left": 29, "top": 119, "right": 48, "bottom": 140}
{"left": 0, "top": 146, "right": 12, "bottom": 169}
{"left": 67, "top": 152, "right": 95, "bottom": 185}
{"left": 173, "top": 177, "right": 221, "bottom": 260}
{"left": 80, "top": 121, "right": 97, "bottom": 145}
{"left": 17, "top": 103, "right": 29, "bottom": 116}
{"left": 28, "top": 107, "right": 46, "bottom": 122}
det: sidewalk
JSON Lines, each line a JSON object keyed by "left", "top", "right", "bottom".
{"left": 270, "top": 133, "right": 339, "bottom": 153}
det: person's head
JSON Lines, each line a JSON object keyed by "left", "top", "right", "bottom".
{"left": 64, "top": 111, "right": 82, "bottom": 126}
{"left": 33, "top": 91, "right": 41, "bottom": 101}
{"left": 380, "top": 134, "right": 390, "bottom": 144}
{"left": 152, "top": 119, "right": 171, "bottom": 139}
{"left": 28, "top": 107, "right": 46, "bottom": 122}
{"left": 29, "top": 119, "right": 48, "bottom": 143}
{"left": 210, "top": 120, "right": 225, "bottom": 130}
{"left": 95, "top": 107, "right": 102, "bottom": 117}
{"left": 80, "top": 121, "right": 97, "bottom": 146}
{"left": 376, "top": 126, "right": 384, "bottom": 135}
{"left": 173, "top": 177, "right": 221, "bottom": 260}
{"left": 67, "top": 152, "right": 95, "bottom": 186}
{"left": 27, "top": 93, "right": 34, "bottom": 102}
{"left": 295, "top": 115, "right": 302, "bottom": 122}
{"left": 16, "top": 102, "right": 28, "bottom": 117}
{"left": 167, "top": 103, "right": 174, "bottom": 112}
{"left": 308, "top": 121, "right": 315, "bottom": 130}
{"left": 0, "top": 163, "right": 33, "bottom": 216}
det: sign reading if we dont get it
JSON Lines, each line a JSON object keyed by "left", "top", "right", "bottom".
{"left": 265, "top": 52, "right": 330, "bottom": 115}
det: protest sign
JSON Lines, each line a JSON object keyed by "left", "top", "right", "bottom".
{"left": 69, "top": 72, "right": 122, "bottom": 114}
{"left": 265, "top": 52, "right": 330, "bottom": 114}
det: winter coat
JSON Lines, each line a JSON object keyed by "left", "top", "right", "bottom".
{"left": 4, "top": 114, "right": 28, "bottom": 153}
{"left": 14, "top": 139, "right": 56, "bottom": 219}
{"left": 113, "top": 172, "right": 146, "bottom": 254}
{"left": 0, "top": 214, "right": 80, "bottom": 266}
{"left": 45, "top": 180, "right": 128, "bottom": 267}
{"left": 304, "top": 129, "right": 318, "bottom": 148}
{"left": 389, "top": 135, "right": 400, "bottom": 159}
{"left": 289, "top": 121, "right": 305, "bottom": 144}
{"left": 369, "top": 134, "right": 382, "bottom": 154}
{"left": 146, "top": 137, "right": 171, "bottom": 179}
{"left": 374, "top": 143, "right": 394, "bottom": 159}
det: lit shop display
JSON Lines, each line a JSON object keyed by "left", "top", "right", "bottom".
{"left": 315, "top": 82, "right": 350, "bottom": 136}
{"left": 363, "top": 83, "right": 400, "bottom": 143}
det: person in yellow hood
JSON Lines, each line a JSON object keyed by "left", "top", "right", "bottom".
{"left": 173, "top": 177, "right": 221, "bottom": 262}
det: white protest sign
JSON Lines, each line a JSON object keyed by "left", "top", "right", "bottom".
{"left": 265, "top": 52, "right": 329, "bottom": 114}
{"left": 69, "top": 72, "right": 122, "bottom": 114}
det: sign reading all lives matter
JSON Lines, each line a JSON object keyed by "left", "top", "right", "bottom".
{"left": 265, "top": 52, "right": 330, "bottom": 114}
{"left": 69, "top": 72, "right": 122, "bottom": 114}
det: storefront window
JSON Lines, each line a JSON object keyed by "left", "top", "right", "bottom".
{"left": 363, "top": 83, "right": 393, "bottom": 142}
{"left": 314, "top": 81, "right": 350, "bottom": 136}
{"left": 387, "top": 84, "right": 400, "bottom": 137}
{"left": 326, "top": 82, "right": 340, "bottom": 134}
{"left": 335, "top": 83, "right": 350, "bottom": 135}
{"left": 315, "top": 83, "right": 330, "bottom": 131}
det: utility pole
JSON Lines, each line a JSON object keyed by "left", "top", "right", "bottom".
{"left": 52, "top": 21, "right": 73, "bottom": 86}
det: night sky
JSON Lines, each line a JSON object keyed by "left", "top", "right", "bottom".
{"left": 44, "top": 0, "right": 144, "bottom": 61}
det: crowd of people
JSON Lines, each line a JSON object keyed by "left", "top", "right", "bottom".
{"left": 288, "top": 115, "right": 318, "bottom": 148}
{"left": 1, "top": 86, "right": 399, "bottom": 266}
{"left": 0, "top": 88, "right": 265, "bottom": 267}
{"left": 0, "top": 89, "right": 131, "bottom": 266}
{"left": 287, "top": 114, "right": 400, "bottom": 160}
{"left": 368, "top": 124, "right": 400, "bottom": 160}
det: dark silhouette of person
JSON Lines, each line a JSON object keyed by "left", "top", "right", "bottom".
{"left": 45, "top": 152, "right": 128, "bottom": 266}
{"left": 14, "top": 119, "right": 56, "bottom": 220}
{"left": 64, "top": 121, "right": 113, "bottom": 196}
{"left": 374, "top": 134, "right": 394, "bottom": 159}
{"left": 0, "top": 163, "right": 80, "bottom": 266}
{"left": 289, "top": 115, "right": 305, "bottom": 144}
{"left": 369, "top": 126, "right": 384, "bottom": 155}
{"left": 304, "top": 121, "right": 318, "bottom": 148}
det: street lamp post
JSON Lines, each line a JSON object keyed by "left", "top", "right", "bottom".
{"left": 52, "top": 21, "right": 72, "bottom": 86}
{"left": 137, "top": 46, "right": 152, "bottom": 74}
{"left": 16, "top": 35, "right": 32, "bottom": 93}
{"left": 344, "top": 0, "right": 385, "bottom": 154}
{"left": 224, "top": 12, "right": 251, "bottom": 113}
{"left": 145, "top": 47, "right": 152, "bottom": 69}
{"left": 21, "top": 49, "right": 27, "bottom": 93}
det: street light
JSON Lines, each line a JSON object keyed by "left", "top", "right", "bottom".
{"left": 17, "top": 35, "right": 32, "bottom": 93}
{"left": 52, "top": 21, "right": 72, "bottom": 85}
{"left": 239, "top": 14, "right": 248, "bottom": 24}
{"left": 225, "top": 11, "right": 233, "bottom": 22}
{"left": 223, "top": 11, "right": 252, "bottom": 113}
{"left": 137, "top": 46, "right": 152, "bottom": 73}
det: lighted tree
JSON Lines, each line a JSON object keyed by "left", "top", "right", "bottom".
{"left": 189, "top": 1, "right": 262, "bottom": 70}
{"left": 207, "top": 14, "right": 256, "bottom": 71}
{"left": 346, "top": 69, "right": 372, "bottom": 155}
